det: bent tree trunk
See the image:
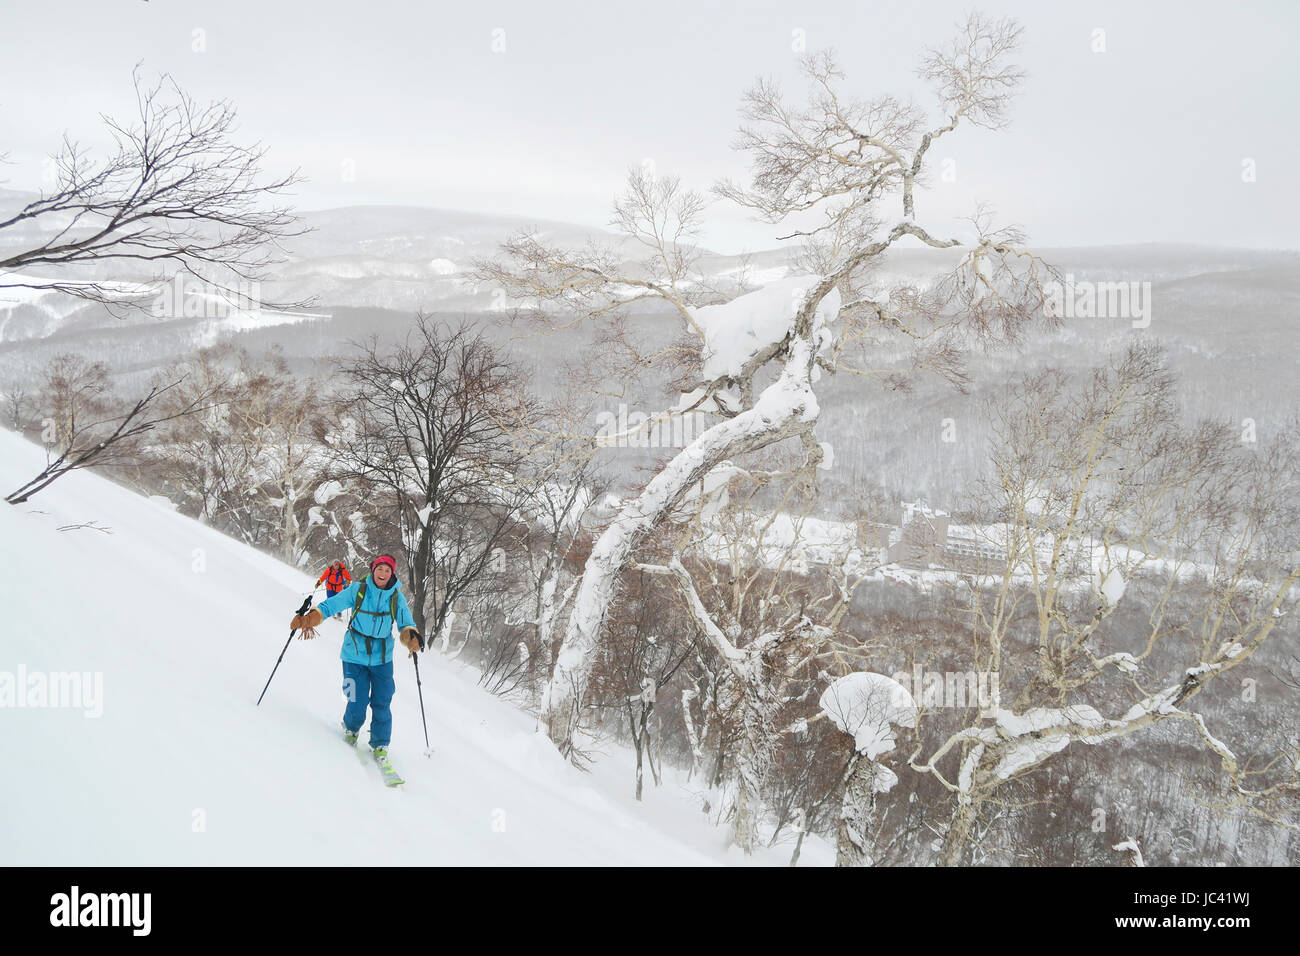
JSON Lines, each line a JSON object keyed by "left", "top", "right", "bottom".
{"left": 539, "top": 355, "right": 819, "bottom": 754}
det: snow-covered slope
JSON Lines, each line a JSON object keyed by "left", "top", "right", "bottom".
{"left": 0, "top": 429, "right": 823, "bottom": 865}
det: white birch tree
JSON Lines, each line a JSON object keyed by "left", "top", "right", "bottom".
{"left": 480, "top": 13, "right": 1052, "bottom": 756}
{"left": 908, "top": 345, "right": 1300, "bottom": 864}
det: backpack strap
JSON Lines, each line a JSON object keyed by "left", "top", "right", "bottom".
{"left": 346, "top": 579, "right": 368, "bottom": 657}
{"left": 349, "top": 579, "right": 368, "bottom": 619}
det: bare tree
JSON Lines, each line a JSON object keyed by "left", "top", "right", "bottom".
{"left": 0, "top": 375, "right": 33, "bottom": 431}
{"left": 906, "top": 344, "right": 1300, "bottom": 864}
{"left": 590, "top": 570, "right": 695, "bottom": 798}
{"left": 479, "top": 13, "right": 1052, "bottom": 757}
{"left": 503, "top": 431, "right": 608, "bottom": 707}
{"left": 630, "top": 467, "right": 887, "bottom": 852}
{"left": 150, "top": 346, "right": 327, "bottom": 562}
{"left": 329, "top": 316, "right": 538, "bottom": 635}
{"left": 6, "top": 365, "right": 218, "bottom": 505}
{"left": 819, "top": 672, "right": 918, "bottom": 866}
{"left": 0, "top": 68, "right": 304, "bottom": 309}
{"left": 38, "top": 353, "right": 112, "bottom": 445}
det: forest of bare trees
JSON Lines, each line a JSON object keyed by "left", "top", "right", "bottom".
{"left": 2, "top": 12, "right": 1296, "bottom": 868}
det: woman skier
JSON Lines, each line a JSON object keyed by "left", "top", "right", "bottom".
{"left": 290, "top": 554, "right": 422, "bottom": 782}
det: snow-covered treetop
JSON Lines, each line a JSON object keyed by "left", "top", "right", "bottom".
{"left": 819, "top": 672, "right": 918, "bottom": 759}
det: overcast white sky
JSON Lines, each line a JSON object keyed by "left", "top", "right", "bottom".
{"left": 2, "top": 0, "right": 1296, "bottom": 253}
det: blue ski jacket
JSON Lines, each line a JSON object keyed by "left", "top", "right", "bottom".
{"left": 316, "top": 577, "right": 417, "bottom": 667}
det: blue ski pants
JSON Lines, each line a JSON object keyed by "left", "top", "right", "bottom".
{"left": 342, "top": 660, "right": 395, "bottom": 749}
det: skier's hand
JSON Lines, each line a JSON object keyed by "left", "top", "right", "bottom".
{"left": 292, "top": 608, "right": 324, "bottom": 639}
{"left": 400, "top": 627, "right": 423, "bottom": 657}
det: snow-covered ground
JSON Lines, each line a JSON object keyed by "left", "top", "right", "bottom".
{"left": 0, "top": 428, "right": 829, "bottom": 866}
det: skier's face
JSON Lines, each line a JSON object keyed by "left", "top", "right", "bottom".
{"left": 372, "top": 563, "right": 393, "bottom": 587}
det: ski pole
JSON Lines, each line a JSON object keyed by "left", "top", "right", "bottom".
{"left": 257, "top": 595, "right": 313, "bottom": 706}
{"left": 412, "top": 651, "right": 432, "bottom": 755}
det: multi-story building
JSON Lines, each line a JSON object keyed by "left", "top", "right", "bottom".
{"left": 883, "top": 500, "right": 1009, "bottom": 573}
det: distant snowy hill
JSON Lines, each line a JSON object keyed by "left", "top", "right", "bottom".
{"left": 0, "top": 194, "right": 659, "bottom": 332}
{"left": 2, "top": 188, "right": 1296, "bottom": 506}
{"left": 0, "top": 427, "right": 825, "bottom": 865}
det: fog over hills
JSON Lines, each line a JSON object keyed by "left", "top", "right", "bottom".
{"left": 2, "top": 195, "right": 1297, "bottom": 509}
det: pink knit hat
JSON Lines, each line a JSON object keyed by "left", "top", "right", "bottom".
{"left": 370, "top": 554, "right": 397, "bottom": 574}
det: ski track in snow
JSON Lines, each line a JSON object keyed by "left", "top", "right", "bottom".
{"left": 0, "top": 428, "right": 830, "bottom": 866}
